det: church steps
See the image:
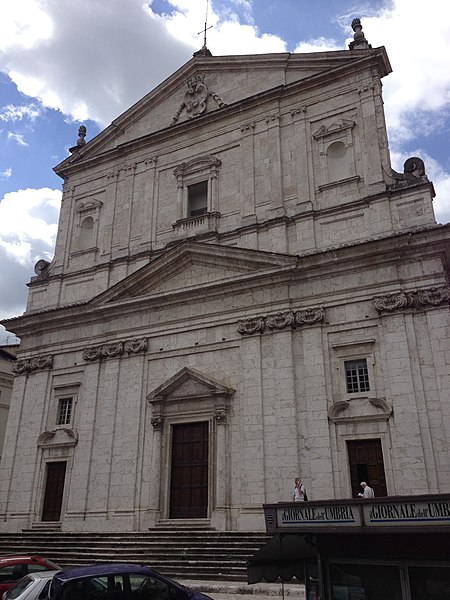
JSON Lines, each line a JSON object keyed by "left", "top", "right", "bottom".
{"left": 0, "top": 530, "right": 269, "bottom": 582}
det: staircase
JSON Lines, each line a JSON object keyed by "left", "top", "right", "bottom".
{"left": 0, "top": 527, "right": 270, "bottom": 582}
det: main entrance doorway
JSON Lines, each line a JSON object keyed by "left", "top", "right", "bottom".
{"left": 170, "top": 422, "right": 209, "bottom": 519}
{"left": 42, "top": 461, "right": 66, "bottom": 521}
{"left": 347, "top": 439, "right": 387, "bottom": 497}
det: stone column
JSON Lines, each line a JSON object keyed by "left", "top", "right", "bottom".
{"left": 212, "top": 408, "right": 230, "bottom": 530}
{"left": 148, "top": 417, "right": 163, "bottom": 521}
{"left": 240, "top": 121, "right": 256, "bottom": 222}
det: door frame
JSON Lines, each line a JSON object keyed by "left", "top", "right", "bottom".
{"left": 169, "top": 420, "right": 210, "bottom": 519}
{"left": 347, "top": 438, "right": 387, "bottom": 498}
{"left": 147, "top": 367, "right": 234, "bottom": 529}
{"left": 41, "top": 460, "right": 67, "bottom": 522}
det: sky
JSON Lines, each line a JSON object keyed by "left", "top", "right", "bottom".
{"left": 1, "top": 0, "right": 449, "bottom": 344}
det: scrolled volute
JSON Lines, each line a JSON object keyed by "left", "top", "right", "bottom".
{"left": 294, "top": 307, "right": 325, "bottom": 326}
{"left": 266, "top": 312, "right": 295, "bottom": 330}
{"left": 237, "top": 317, "right": 265, "bottom": 335}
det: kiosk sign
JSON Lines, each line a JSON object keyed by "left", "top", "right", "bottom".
{"left": 364, "top": 498, "right": 450, "bottom": 526}
{"left": 278, "top": 504, "right": 361, "bottom": 528}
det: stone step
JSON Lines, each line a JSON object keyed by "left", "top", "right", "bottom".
{"left": 0, "top": 530, "right": 269, "bottom": 582}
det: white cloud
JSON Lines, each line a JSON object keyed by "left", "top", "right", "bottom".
{"left": 1, "top": 167, "right": 12, "bottom": 179}
{"left": 0, "top": 187, "right": 61, "bottom": 263}
{"left": 294, "top": 37, "right": 341, "bottom": 53}
{"left": 359, "top": 1, "right": 450, "bottom": 142}
{"left": 7, "top": 132, "right": 28, "bottom": 146}
{"left": 0, "top": 0, "right": 194, "bottom": 126}
{"left": 0, "top": 103, "right": 42, "bottom": 122}
{"left": 0, "top": 187, "right": 61, "bottom": 319}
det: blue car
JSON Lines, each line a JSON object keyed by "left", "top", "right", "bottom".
{"left": 47, "top": 563, "right": 213, "bottom": 600}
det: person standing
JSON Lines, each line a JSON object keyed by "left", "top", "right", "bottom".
{"left": 358, "top": 481, "right": 375, "bottom": 498}
{"left": 293, "top": 477, "right": 307, "bottom": 501}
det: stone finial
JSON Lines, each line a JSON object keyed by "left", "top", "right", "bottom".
{"left": 349, "top": 18, "right": 371, "bottom": 50}
{"left": 69, "top": 125, "right": 87, "bottom": 154}
{"left": 76, "top": 125, "right": 87, "bottom": 146}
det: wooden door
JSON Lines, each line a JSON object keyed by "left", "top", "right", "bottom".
{"left": 170, "top": 422, "right": 208, "bottom": 519}
{"left": 42, "top": 461, "right": 66, "bottom": 521}
{"left": 347, "top": 439, "right": 387, "bottom": 497}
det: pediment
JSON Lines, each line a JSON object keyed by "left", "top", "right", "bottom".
{"left": 147, "top": 367, "right": 235, "bottom": 403}
{"left": 328, "top": 397, "right": 393, "bottom": 424}
{"left": 55, "top": 49, "right": 390, "bottom": 171}
{"left": 90, "top": 241, "right": 297, "bottom": 306}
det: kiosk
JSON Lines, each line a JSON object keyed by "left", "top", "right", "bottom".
{"left": 248, "top": 494, "right": 450, "bottom": 600}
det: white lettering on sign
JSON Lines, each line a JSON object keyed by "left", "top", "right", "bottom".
{"left": 279, "top": 504, "right": 358, "bottom": 527}
{"left": 366, "top": 500, "right": 450, "bottom": 526}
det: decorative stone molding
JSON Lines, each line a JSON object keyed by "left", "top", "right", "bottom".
{"left": 37, "top": 428, "right": 78, "bottom": 449}
{"left": 295, "top": 307, "right": 325, "bottom": 326}
{"left": 374, "top": 286, "right": 450, "bottom": 313}
{"left": 101, "top": 342, "right": 123, "bottom": 358}
{"left": 124, "top": 338, "right": 148, "bottom": 354}
{"left": 13, "top": 354, "right": 53, "bottom": 375}
{"left": 215, "top": 408, "right": 228, "bottom": 424}
{"left": 266, "top": 312, "right": 295, "bottom": 330}
{"left": 171, "top": 74, "right": 227, "bottom": 125}
{"left": 82, "top": 338, "right": 147, "bottom": 361}
{"left": 75, "top": 198, "right": 103, "bottom": 213}
{"left": 241, "top": 121, "right": 256, "bottom": 132}
{"left": 328, "top": 397, "right": 392, "bottom": 424}
{"left": 313, "top": 119, "right": 355, "bottom": 155}
{"left": 388, "top": 156, "right": 429, "bottom": 190}
{"left": 290, "top": 106, "right": 307, "bottom": 117}
{"left": 123, "top": 162, "right": 137, "bottom": 173}
{"left": 238, "top": 307, "right": 324, "bottom": 335}
{"left": 150, "top": 417, "right": 164, "bottom": 430}
{"left": 265, "top": 113, "right": 280, "bottom": 124}
{"left": 237, "top": 317, "right": 265, "bottom": 335}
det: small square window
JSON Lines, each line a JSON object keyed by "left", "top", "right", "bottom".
{"left": 188, "top": 181, "right": 208, "bottom": 217}
{"left": 345, "top": 359, "right": 370, "bottom": 393}
{"left": 57, "top": 397, "right": 73, "bottom": 425}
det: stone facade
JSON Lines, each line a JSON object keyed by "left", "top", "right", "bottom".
{"left": 0, "top": 346, "right": 17, "bottom": 463}
{"left": 1, "top": 26, "right": 449, "bottom": 532}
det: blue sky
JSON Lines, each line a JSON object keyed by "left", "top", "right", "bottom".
{"left": 1, "top": 0, "right": 449, "bottom": 343}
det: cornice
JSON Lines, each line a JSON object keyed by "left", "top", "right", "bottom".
{"left": 3, "top": 225, "right": 448, "bottom": 339}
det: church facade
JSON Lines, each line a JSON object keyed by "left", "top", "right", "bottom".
{"left": 1, "top": 22, "right": 449, "bottom": 532}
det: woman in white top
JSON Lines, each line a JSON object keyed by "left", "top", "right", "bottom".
{"left": 293, "top": 478, "right": 306, "bottom": 501}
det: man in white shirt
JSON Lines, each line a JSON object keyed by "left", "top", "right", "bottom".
{"left": 358, "top": 481, "right": 375, "bottom": 498}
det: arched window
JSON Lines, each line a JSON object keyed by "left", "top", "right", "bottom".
{"left": 79, "top": 216, "right": 94, "bottom": 250}
{"left": 327, "top": 141, "right": 349, "bottom": 181}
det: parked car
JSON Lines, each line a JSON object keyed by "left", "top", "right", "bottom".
{"left": 48, "top": 563, "right": 214, "bottom": 599}
{"left": 2, "top": 570, "right": 60, "bottom": 600}
{"left": 0, "top": 557, "right": 61, "bottom": 597}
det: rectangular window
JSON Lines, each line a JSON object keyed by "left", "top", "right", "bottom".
{"left": 188, "top": 181, "right": 208, "bottom": 217}
{"left": 57, "top": 397, "right": 73, "bottom": 425}
{"left": 345, "top": 359, "right": 370, "bottom": 393}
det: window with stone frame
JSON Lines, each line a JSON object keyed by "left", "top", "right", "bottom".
{"left": 52, "top": 382, "right": 80, "bottom": 429}
{"left": 173, "top": 155, "right": 221, "bottom": 222}
{"left": 56, "top": 397, "right": 73, "bottom": 426}
{"left": 187, "top": 181, "right": 208, "bottom": 216}
{"left": 345, "top": 359, "right": 370, "bottom": 393}
{"left": 71, "top": 197, "right": 103, "bottom": 255}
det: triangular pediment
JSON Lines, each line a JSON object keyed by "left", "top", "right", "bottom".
{"left": 147, "top": 367, "right": 235, "bottom": 402}
{"left": 90, "top": 241, "right": 297, "bottom": 306}
{"left": 55, "top": 48, "right": 390, "bottom": 172}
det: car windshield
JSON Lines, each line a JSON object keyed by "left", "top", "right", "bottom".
{"left": 45, "top": 560, "right": 61, "bottom": 570}
{"left": 5, "top": 576, "right": 33, "bottom": 599}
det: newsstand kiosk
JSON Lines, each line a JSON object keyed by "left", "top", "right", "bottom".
{"left": 248, "top": 494, "right": 450, "bottom": 600}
